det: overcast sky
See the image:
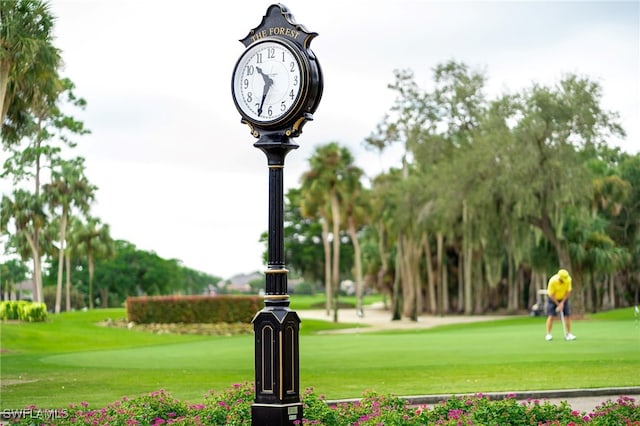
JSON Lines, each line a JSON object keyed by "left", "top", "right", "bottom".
{"left": 3, "top": 1, "right": 639, "bottom": 280}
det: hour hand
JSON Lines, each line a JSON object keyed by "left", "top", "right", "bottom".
{"left": 256, "top": 67, "right": 274, "bottom": 117}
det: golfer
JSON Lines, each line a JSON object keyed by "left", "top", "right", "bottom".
{"left": 545, "top": 269, "right": 577, "bottom": 341}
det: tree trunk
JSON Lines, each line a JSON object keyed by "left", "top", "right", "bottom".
{"left": 55, "top": 211, "right": 68, "bottom": 314}
{"left": 570, "top": 266, "right": 585, "bottom": 316}
{"left": 330, "top": 190, "right": 341, "bottom": 323}
{"left": 436, "top": 232, "right": 444, "bottom": 315}
{"left": 473, "top": 252, "right": 484, "bottom": 314}
{"left": 348, "top": 216, "right": 364, "bottom": 315}
{"left": 0, "top": 60, "right": 10, "bottom": 125}
{"left": 392, "top": 236, "right": 402, "bottom": 320}
{"left": 463, "top": 202, "right": 473, "bottom": 315}
{"left": 65, "top": 249, "right": 71, "bottom": 311}
{"left": 23, "top": 231, "right": 43, "bottom": 303}
{"left": 507, "top": 253, "right": 518, "bottom": 312}
{"left": 88, "top": 251, "right": 95, "bottom": 309}
{"left": 608, "top": 273, "right": 616, "bottom": 309}
{"left": 423, "top": 233, "right": 436, "bottom": 314}
{"left": 442, "top": 261, "right": 449, "bottom": 314}
{"left": 400, "top": 238, "right": 412, "bottom": 319}
{"left": 401, "top": 234, "right": 419, "bottom": 321}
{"left": 321, "top": 217, "right": 331, "bottom": 316}
{"left": 33, "top": 256, "right": 43, "bottom": 304}
{"left": 375, "top": 223, "right": 388, "bottom": 308}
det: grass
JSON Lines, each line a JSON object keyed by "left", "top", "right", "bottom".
{"left": 1, "top": 304, "right": 638, "bottom": 410}
{"left": 289, "top": 293, "right": 385, "bottom": 310}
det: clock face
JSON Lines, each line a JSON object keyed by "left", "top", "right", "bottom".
{"left": 232, "top": 39, "right": 304, "bottom": 126}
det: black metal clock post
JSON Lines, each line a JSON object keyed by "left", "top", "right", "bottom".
{"left": 251, "top": 133, "right": 301, "bottom": 425}
{"left": 230, "top": 4, "right": 323, "bottom": 425}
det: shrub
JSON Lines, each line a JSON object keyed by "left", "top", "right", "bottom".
{"left": 6, "top": 386, "right": 639, "bottom": 425}
{"left": 0, "top": 301, "right": 48, "bottom": 322}
{"left": 126, "top": 295, "right": 261, "bottom": 324}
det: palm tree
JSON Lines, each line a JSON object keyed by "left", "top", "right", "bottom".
{"left": 72, "top": 217, "right": 113, "bottom": 309}
{"left": 342, "top": 164, "right": 368, "bottom": 314}
{"left": 299, "top": 174, "right": 332, "bottom": 314}
{"left": 43, "top": 158, "right": 96, "bottom": 313}
{"left": 0, "top": 190, "right": 47, "bottom": 302}
{"left": 0, "top": 0, "right": 61, "bottom": 142}
{"left": 300, "top": 143, "right": 354, "bottom": 321}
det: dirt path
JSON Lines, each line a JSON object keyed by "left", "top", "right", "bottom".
{"left": 297, "top": 303, "right": 508, "bottom": 333}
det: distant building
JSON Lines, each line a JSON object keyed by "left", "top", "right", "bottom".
{"left": 3, "top": 280, "right": 35, "bottom": 301}
{"left": 223, "top": 271, "right": 263, "bottom": 293}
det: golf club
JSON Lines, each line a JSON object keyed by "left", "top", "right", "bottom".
{"left": 559, "top": 310, "right": 568, "bottom": 340}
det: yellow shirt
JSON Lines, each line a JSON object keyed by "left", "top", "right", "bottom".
{"left": 547, "top": 273, "right": 572, "bottom": 301}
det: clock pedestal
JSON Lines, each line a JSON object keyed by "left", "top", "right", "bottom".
{"left": 251, "top": 133, "right": 302, "bottom": 425}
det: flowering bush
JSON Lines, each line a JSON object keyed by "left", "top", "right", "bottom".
{"left": 6, "top": 384, "right": 639, "bottom": 425}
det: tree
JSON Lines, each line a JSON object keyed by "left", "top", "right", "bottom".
{"left": 300, "top": 142, "right": 357, "bottom": 321}
{"left": 367, "top": 62, "right": 489, "bottom": 317}
{"left": 0, "top": 190, "right": 47, "bottom": 301}
{"left": 0, "top": 0, "right": 60, "bottom": 139}
{"left": 506, "top": 76, "right": 625, "bottom": 313}
{"left": 71, "top": 217, "right": 113, "bottom": 308}
{"left": 1, "top": 75, "right": 89, "bottom": 304}
{"left": 279, "top": 188, "right": 326, "bottom": 282}
{"left": 364, "top": 62, "right": 630, "bottom": 316}
{"left": 0, "top": 258, "right": 28, "bottom": 299}
{"left": 43, "top": 157, "right": 96, "bottom": 313}
{"left": 342, "top": 163, "right": 368, "bottom": 314}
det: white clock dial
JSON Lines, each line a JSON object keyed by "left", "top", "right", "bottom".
{"left": 232, "top": 40, "right": 304, "bottom": 124}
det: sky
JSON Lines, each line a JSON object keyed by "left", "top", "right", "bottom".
{"left": 2, "top": 0, "right": 639, "bottom": 280}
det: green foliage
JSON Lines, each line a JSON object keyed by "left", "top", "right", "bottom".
{"left": 6, "top": 386, "right": 639, "bottom": 425}
{"left": 293, "top": 281, "right": 316, "bottom": 295}
{"left": 0, "top": 300, "right": 47, "bottom": 322}
{"left": 126, "top": 295, "right": 261, "bottom": 324}
{"left": 43, "top": 285, "right": 86, "bottom": 310}
{"left": 0, "top": 259, "right": 28, "bottom": 293}
{"left": 88, "top": 240, "right": 221, "bottom": 307}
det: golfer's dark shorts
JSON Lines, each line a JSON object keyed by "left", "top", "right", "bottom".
{"left": 546, "top": 298, "right": 571, "bottom": 316}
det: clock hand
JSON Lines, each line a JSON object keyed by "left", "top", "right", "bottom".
{"left": 256, "top": 67, "right": 274, "bottom": 117}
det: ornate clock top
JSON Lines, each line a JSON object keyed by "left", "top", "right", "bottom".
{"left": 232, "top": 3, "right": 323, "bottom": 139}
{"left": 239, "top": 3, "right": 318, "bottom": 49}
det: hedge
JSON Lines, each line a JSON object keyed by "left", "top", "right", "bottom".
{"left": 126, "top": 295, "right": 262, "bottom": 324}
{"left": 0, "top": 300, "right": 48, "bottom": 322}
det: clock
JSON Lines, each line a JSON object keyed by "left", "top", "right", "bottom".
{"left": 232, "top": 38, "right": 308, "bottom": 129}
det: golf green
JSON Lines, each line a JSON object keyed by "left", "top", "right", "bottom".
{"left": 1, "top": 308, "right": 638, "bottom": 408}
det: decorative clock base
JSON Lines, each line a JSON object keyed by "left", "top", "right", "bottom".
{"left": 251, "top": 307, "right": 302, "bottom": 425}
{"left": 251, "top": 402, "right": 303, "bottom": 425}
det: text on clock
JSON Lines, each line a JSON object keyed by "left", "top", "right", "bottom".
{"left": 250, "top": 27, "right": 301, "bottom": 43}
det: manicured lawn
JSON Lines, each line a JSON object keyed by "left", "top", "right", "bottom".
{"left": 1, "top": 306, "right": 638, "bottom": 410}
